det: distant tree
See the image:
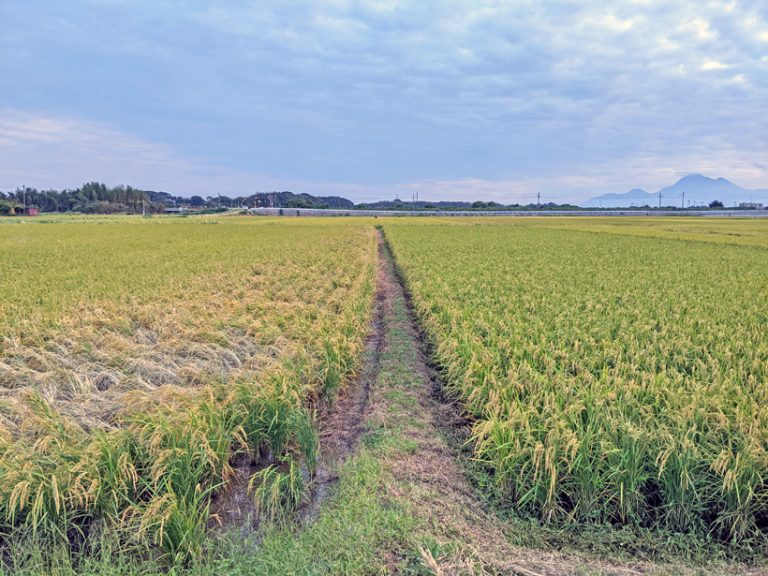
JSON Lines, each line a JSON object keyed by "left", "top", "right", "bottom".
{"left": 0, "top": 183, "right": 366, "bottom": 215}
{"left": 709, "top": 200, "right": 724, "bottom": 208}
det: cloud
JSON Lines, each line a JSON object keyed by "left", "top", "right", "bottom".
{"left": 0, "top": 111, "right": 195, "bottom": 189}
{"left": 0, "top": 109, "right": 394, "bottom": 199}
{"left": 701, "top": 58, "right": 730, "bottom": 70}
{"left": 677, "top": 17, "right": 717, "bottom": 41}
{"left": 1, "top": 1, "right": 767, "bottom": 201}
{"left": 2, "top": 108, "right": 768, "bottom": 205}
{"left": 583, "top": 14, "right": 636, "bottom": 32}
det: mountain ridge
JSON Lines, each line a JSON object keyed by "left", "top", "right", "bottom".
{"left": 583, "top": 175, "right": 768, "bottom": 208}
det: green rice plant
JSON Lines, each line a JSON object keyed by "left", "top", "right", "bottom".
{"left": 604, "top": 420, "right": 651, "bottom": 525}
{"left": 74, "top": 429, "right": 139, "bottom": 520}
{"left": 711, "top": 441, "right": 767, "bottom": 541}
{"left": 122, "top": 481, "right": 215, "bottom": 565}
{"left": 232, "top": 383, "right": 318, "bottom": 473}
{"left": 383, "top": 217, "right": 768, "bottom": 544}
{"left": 292, "top": 409, "right": 318, "bottom": 476}
{"left": 319, "top": 339, "right": 344, "bottom": 401}
{"left": 248, "top": 456, "right": 306, "bottom": 521}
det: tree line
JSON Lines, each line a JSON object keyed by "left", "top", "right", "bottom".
{"left": 0, "top": 183, "right": 356, "bottom": 215}
{"left": 0, "top": 182, "right": 160, "bottom": 214}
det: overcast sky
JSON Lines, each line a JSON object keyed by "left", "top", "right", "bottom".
{"left": 1, "top": 1, "right": 767, "bottom": 203}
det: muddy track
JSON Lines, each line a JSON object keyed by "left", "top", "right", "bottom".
{"left": 299, "top": 230, "right": 391, "bottom": 522}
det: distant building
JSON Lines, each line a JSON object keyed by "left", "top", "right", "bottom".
{"left": 24, "top": 206, "right": 39, "bottom": 216}
{"left": 163, "top": 207, "right": 187, "bottom": 214}
{"left": 739, "top": 202, "right": 764, "bottom": 209}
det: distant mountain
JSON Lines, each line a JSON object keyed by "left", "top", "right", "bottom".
{"left": 583, "top": 175, "right": 768, "bottom": 208}
{"left": 582, "top": 188, "right": 657, "bottom": 208}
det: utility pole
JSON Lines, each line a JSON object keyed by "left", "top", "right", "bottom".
{"left": 537, "top": 191, "right": 541, "bottom": 208}
{"left": 22, "top": 185, "right": 26, "bottom": 210}
{"left": 681, "top": 191, "right": 685, "bottom": 209}
{"left": 658, "top": 192, "right": 662, "bottom": 208}
{"left": 142, "top": 198, "right": 146, "bottom": 217}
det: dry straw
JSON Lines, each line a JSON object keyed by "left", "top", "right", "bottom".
{"left": 0, "top": 217, "right": 377, "bottom": 561}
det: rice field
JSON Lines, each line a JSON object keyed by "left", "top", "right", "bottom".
{"left": 383, "top": 217, "right": 768, "bottom": 542}
{"left": 0, "top": 216, "right": 376, "bottom": 561}
{"left": 3, "top": 213, "right": 768, "bottom": 569}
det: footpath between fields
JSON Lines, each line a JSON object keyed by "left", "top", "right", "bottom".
{"left": 227, "top": 230, "right": 752, "bottom": 575}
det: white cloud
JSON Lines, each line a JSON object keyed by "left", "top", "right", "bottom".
{"left": 701, "top": 58, "right": 730, "bottom": 70}
{"left": 3, "top": 107, "right": 768, "bottom": 204}
{"left": 726, "top": 73, "right": 749, "bottom": 86}
{"left": 584, "top": 14, "right": 635, "bottom": 32}
{"left": 0, "top": 111, "right": 214, "bottom": 193}
{"left": 678, "top": 17, "right": 716, "bottom": 41}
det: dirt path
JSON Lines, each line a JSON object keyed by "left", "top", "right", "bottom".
{"left": 300, "top": 235, "right": 389, "bottom": 523}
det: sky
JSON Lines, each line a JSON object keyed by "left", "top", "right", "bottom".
{"left": 1, "top": 1, "right": 767, "bottom": 204}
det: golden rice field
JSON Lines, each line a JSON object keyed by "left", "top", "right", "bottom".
{"left": 384, "top": 217, "right": 768, "bottom": 541}
{"left": 0, "top": 216, "right": 376, "bottom": 560}
{"left": 2, "top": 213, "right": 768, "bottom": 567}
